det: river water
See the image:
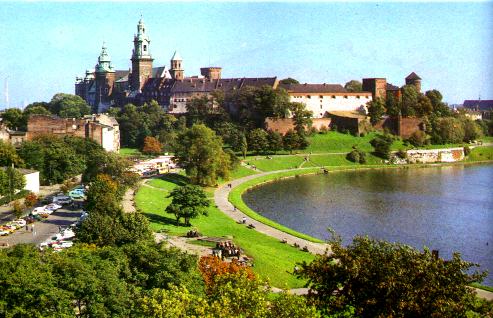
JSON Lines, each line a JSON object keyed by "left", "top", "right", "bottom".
{"left": 243, "top": 165, "right": 493, "bottom": 285}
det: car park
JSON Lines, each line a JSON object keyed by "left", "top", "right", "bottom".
{"left": 11, "top": 219, "right": 26, "bottom": 227}
{"left": 46, "top": 203, "right": 63, "bottom": 211}
{"left": 32, "top": 206, "right": 48, "bottom": 215}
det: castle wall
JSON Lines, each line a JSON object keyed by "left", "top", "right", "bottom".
{"left": 265, "top": 117, "right": 331, "bottom": 135}
{"left": 288, "top": 92, "right": 372, "bottom": 118}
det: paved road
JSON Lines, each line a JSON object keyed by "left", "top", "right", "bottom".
{"left": 214, "top": 170, "right": 330, "bottom": 255}
{"left": 0, "top": 207, "right": 83, "bottom": 247}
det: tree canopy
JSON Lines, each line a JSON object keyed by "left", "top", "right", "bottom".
{"left": 344, "top": 80, "right": 363, "bottom": 92}
{"left": 49, "top": 93, "right": 91, "bottom": 118}
{"left": 297, "top": 234, "right": 488, "bottom": 317}
{"left": 173, "top": 124, "right": 232, "bottom": 186}
{"left": 165, "top": 184, "right": 210, "bottom": 226}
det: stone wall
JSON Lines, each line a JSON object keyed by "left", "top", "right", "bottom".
{"left": 406, "top": 148, "right": 464, "bottom": 163}
{"left": 265, "top": 117, "right": 331, "bottom": 135}
{"left": 374, "top": 116, "right": 424, "bottom": 139}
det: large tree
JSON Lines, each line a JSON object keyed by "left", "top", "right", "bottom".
{"left": 0, "top": 167, "right": 26, "bottom": 199}
{"left": 165, "top": 184, "right": 210, "bottom": 226}
{"left": 247, "top": 128, "right": 269, "bottom": 155}
{"left": 400, "top": 85, "right": 419, "bottom": 117}
{"left": 0, "top": 140, "right": 24, "bottom": 167}
{"left": 0, "top": 108, "right": 23, "bottom": 130}
{"left": 425, "top": 89, "right": 451, "bottom": 117}
{"left": 49, "top": 93, "right": 91, "bottom": 118}
{"left": 173, "top": 124, "right": 231, "bottom": 186}
{"left": 297, "top": 235, "right": 487, "bottom": 317}
{"left": 289, "top": 102, "right": 313, "bottom": 135}
{"left": 344, "top": 80, "right": 363, "bottom": 92}
{"left": 367, "top": 98, "right": 385, "bottom": 125}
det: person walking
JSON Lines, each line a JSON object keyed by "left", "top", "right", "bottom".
{"left": 31, "top": 224, "right": 35, "bottom": 236}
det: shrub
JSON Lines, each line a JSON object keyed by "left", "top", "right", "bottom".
{"left": 308, "top": 126, "right": 319, "bottom": 135}
{"left": 370, "top": 134, "right": 394, "bottom": 159}
{"left": 319, "top": 125, "right": 328, "bottom": 134}
{"left": 463, "top": 146, "right": 471, "bottom": 156}
{"left": 396, "top": 149, "right": 407, "bottom": 159}
{"left": 24, "top": 192, "right": 37, "bottom": 208}
{"left": 346, "top": 149, "right": 366, "bottom": 164}
{"left": 407, "top": 130, "right": 428, "bottom": 147}
{"left": 12, "top": 200, "right": 24, "bottom": 219}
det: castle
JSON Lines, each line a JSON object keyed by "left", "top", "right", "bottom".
{"left": 75, "top": 18, "right": 422, "bottom": 122}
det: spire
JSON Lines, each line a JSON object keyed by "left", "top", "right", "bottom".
{"left": 171, "top": 50, "right": 182, "bottom": 61}
{"left": 132, "top": 17, "right": 151, "bottom": 59}
{"left": 96, "top": 42, "right": 114, "bottom": 73}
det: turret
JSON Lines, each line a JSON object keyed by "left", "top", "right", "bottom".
{"left": 170, "top": 51, "right": 184, "bottom": 80}
{"left": 95, "top": 43, "right": 116, "bottom": 112}
{"left": 405, "top": 72, "right": 422, "bottom": 92}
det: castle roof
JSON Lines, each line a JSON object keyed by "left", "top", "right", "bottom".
{"left": 279, "top": 83, "right": 347, "bottom": 94}
{"left": 405, "top": 72, "right": 421, "bottom": 80}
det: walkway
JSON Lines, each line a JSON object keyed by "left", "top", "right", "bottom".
{"left": 214, "top": 170, "right": 330, "bottom": 255}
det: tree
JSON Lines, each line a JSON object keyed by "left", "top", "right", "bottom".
{"left": 240, "top": 133, "right": 248, "bottom": 159}
{"left": 49, "top": 93, "right": 91, "bottom": 118}
{"left": 408, "top": 130, "right": 428, "bottom": 147}
{"left": 142, "top": 136, "right": 163, "bottom": 155}
{"left": 289, "top": 102, "right": 313, "bottom": 135}
{"left": 173, "top": 124, "right": 231, "bottom": 186}
{"left": 186, "top": 95, "right": 215, "bottom": 125}
{"left": 414, "top": 94, "right": 433, "bottom": 117}
{"left": 283, "top": 130, "right": 308, "bottom": 154}
{"left": 385, "top": 93, "right": 401, "bottom": 117}
{"left": 435, "top": 117, "right": 465, "bottom": 144}
{"left": 165, "top": 185, "right": 210, "bottom": 226}
{"left": 297, "top": 234, "right": 487, "bottom": 317}
{"left": 463, "top": 119, "right": 483, "bottom": 142}
{"left": 0, "top": 167, "right": 26, "bottom": 200}
{"left": 198, "top": 255, "right": 255, "bottom": 294}
{"left": 248, "top": 128, "right": 269, "bottom": 154}
{"left": 367, "top": 98, "right": 385, "bottom": 125}
{"left": 0, "top": 140, "right": 24, "bottom": 167}
{"left": 267, "top": 130, "right": 284, "bottom": 154}
{"left": 370, "top": 134, "right": 393, "bottom": 159}
{"left": 401, "top": 85, "right": 419, "bottom": 117}
{"left": 425, "top": 89, "right": 451, "bottom": 117}
{"left": 280, "top": 77, "right": 300, "bottom": 85}
{"left": 0, "top": 108, "right": 23, "bottom": 130}
{"left": 344, "top": 80, "right": 363, "bottom": 92}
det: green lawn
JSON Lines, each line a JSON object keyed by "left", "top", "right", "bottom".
{"left": 119, "top": 147, "right": 142, "bottom": 156}
{"left": 135, "top": 171, "right": 314, "bottom": 288}
{"left": 467, "top": 146, "right": 493, "bottom": 162}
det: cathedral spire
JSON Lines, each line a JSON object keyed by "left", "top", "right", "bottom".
{"left": 96, "top": 42, "right": 114, "bottom": 73}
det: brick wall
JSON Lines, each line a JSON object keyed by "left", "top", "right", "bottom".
{"left": 265, "top": 117, "right": 331, "bottom": 135}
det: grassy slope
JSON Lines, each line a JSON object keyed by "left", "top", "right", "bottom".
{"left": 467, "top": 146, "right": 493, "bottom": 162}
{"left": 119, "top": 147, "right": 142, "bottom": 156}
{"left": 135, "top": 171, "right": 314, "bottom": 288}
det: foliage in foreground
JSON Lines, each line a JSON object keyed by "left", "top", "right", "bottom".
{"left": 298, "top": 235, "right": 490, "bottom": 317}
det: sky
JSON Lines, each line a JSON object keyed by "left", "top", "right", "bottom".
{"left": 0, "top": 1, "right": 492, "bottom": 108}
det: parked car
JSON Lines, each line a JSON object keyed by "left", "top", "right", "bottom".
{"left": 46, "top": 203, "right": 62, "bottom": 211}
{"left": 11, "top": 219, "right": 26, "bottom": 227}
{"left": 69, "top": 191, "right": 85, "bottom": 199}
{"left": 32, "top": 206, "right": 48, "bottom": 215}
{"left": 52, "top": 196, "right": 73, "bottom": 205}
{"left": 0, "top": 229, "right": 10, "bottom": 236}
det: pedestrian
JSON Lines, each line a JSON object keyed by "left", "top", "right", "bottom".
{"left": 233, "top": 206, "right": 236, "bottom": 212}
{"left": 242, "top": 216, "right": 247, "bottom": 224}
{"left": 31, "top": 224, "right": 35, "bottom": 235}
{"left": 58, "top": 225, "right": 62, "bottom": 233}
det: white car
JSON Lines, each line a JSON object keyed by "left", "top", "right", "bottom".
{"left": 0, "top": 230, "right": 9, "bottom": 236}
{"left": 32, "top": 206, "right": 48, "bottom": 215}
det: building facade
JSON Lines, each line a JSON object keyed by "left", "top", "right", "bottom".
{"left": 26, "top": 114, "right": 120, "bottom": 152}
{"left": 279, "top": 83, "right": 372, "bottom": 118}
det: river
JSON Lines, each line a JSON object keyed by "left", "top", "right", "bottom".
{"left": 243, "top": 164, "right": 493, "bottom": 285}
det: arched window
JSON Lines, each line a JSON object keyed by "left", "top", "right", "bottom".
{"left": 143, "top": 45, "right": 147, "bottom": 52}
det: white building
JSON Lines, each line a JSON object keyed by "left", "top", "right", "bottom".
{"left": 132, "top": 155, "right": 176, "bottom": 176}
{"left": 280, "top": 83, "right": 372, "bottom": 118}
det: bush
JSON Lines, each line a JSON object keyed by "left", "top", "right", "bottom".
{"left": 12, "top": 200, "right": 24, "bottom": 219}
{"left": 346, "top": 149, "right": 366, "bottom": 164}
{"left": 319, "top": 125, "right": 328, "bottom": 134}
{"left": 407, "top": 130, "right": 428, "bottom": 147}
{"left": 396, "top": 149, "right": 407, "bottom": 159}
{"left": 463, "top": 146, "right": 471, "bottom": 156}
{"left": 24, "top": 192, "right": 37, "bottom": 208}
{"left": 308, "top": 126, "right": 319, "bottom": 135}
{"left": 370, "top": 134, "right": 394, "bottom": 159}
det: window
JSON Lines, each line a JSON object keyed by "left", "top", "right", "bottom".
{"left": 307, "top": 95, "right": 311, "bottom": 99}
{"left": 332, "top": 95, "right": 336, "bottom": 99}
{"left": 143, "top": 45, "right": 147, "bottom": 51}
{"left": 344, "top": 95, "right": 348, "bottom": 99}
{"left": 356, "top": 95, "right": 360, "bottom": 99}
{"left": 319, "top": 95, "right": 323, "bottom": 99}
{"left": 320, "top": 105, "right": 323, "bottom": 109}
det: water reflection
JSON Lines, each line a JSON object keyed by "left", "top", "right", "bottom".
{"left": 243, "top": 165, "right": 493, "bottom": 285}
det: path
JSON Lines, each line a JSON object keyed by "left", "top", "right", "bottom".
{"left": 214, "top": 170, "right": 330, "bottom": 255}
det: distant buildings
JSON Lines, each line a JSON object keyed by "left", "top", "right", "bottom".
{"left": 25, "top": 114, "right": 120, "bottom": 152}
{"left": 462, "top": 100, "right": 493, "bottom": 120}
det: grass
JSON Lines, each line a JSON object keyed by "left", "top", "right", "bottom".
{"left": 119, "top": 147, "right": 142, "bottom": 156}
{"left": 467, "top": 146, "right": 493, "bottom": 162}
{"left": 470, "top": 282, "right": 493, "bottom": 293}
{"left": 135, "top": 170, "right": 315, "bottom": 288}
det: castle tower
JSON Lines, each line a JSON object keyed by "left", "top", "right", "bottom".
{"left": 95, "top": 43, "right": 116, "bottom": 112}
{"left": 405, "top": 72, "right": 422, "bottom": 92}
{"left": 130, "top": 17, "right": 154, "bottom": 92}
{"left": 200, "top": 67, "right": 222, "bottom": 80}
{"left": 362, "top": 78, "right": 387, "bottom": 100}
{"left": 170, "top": 51, "right": 184, "bottom": 80}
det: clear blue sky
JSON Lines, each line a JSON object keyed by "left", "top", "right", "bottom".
{"left": 0, "top": 1, "right": 492, "bottom": 108}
